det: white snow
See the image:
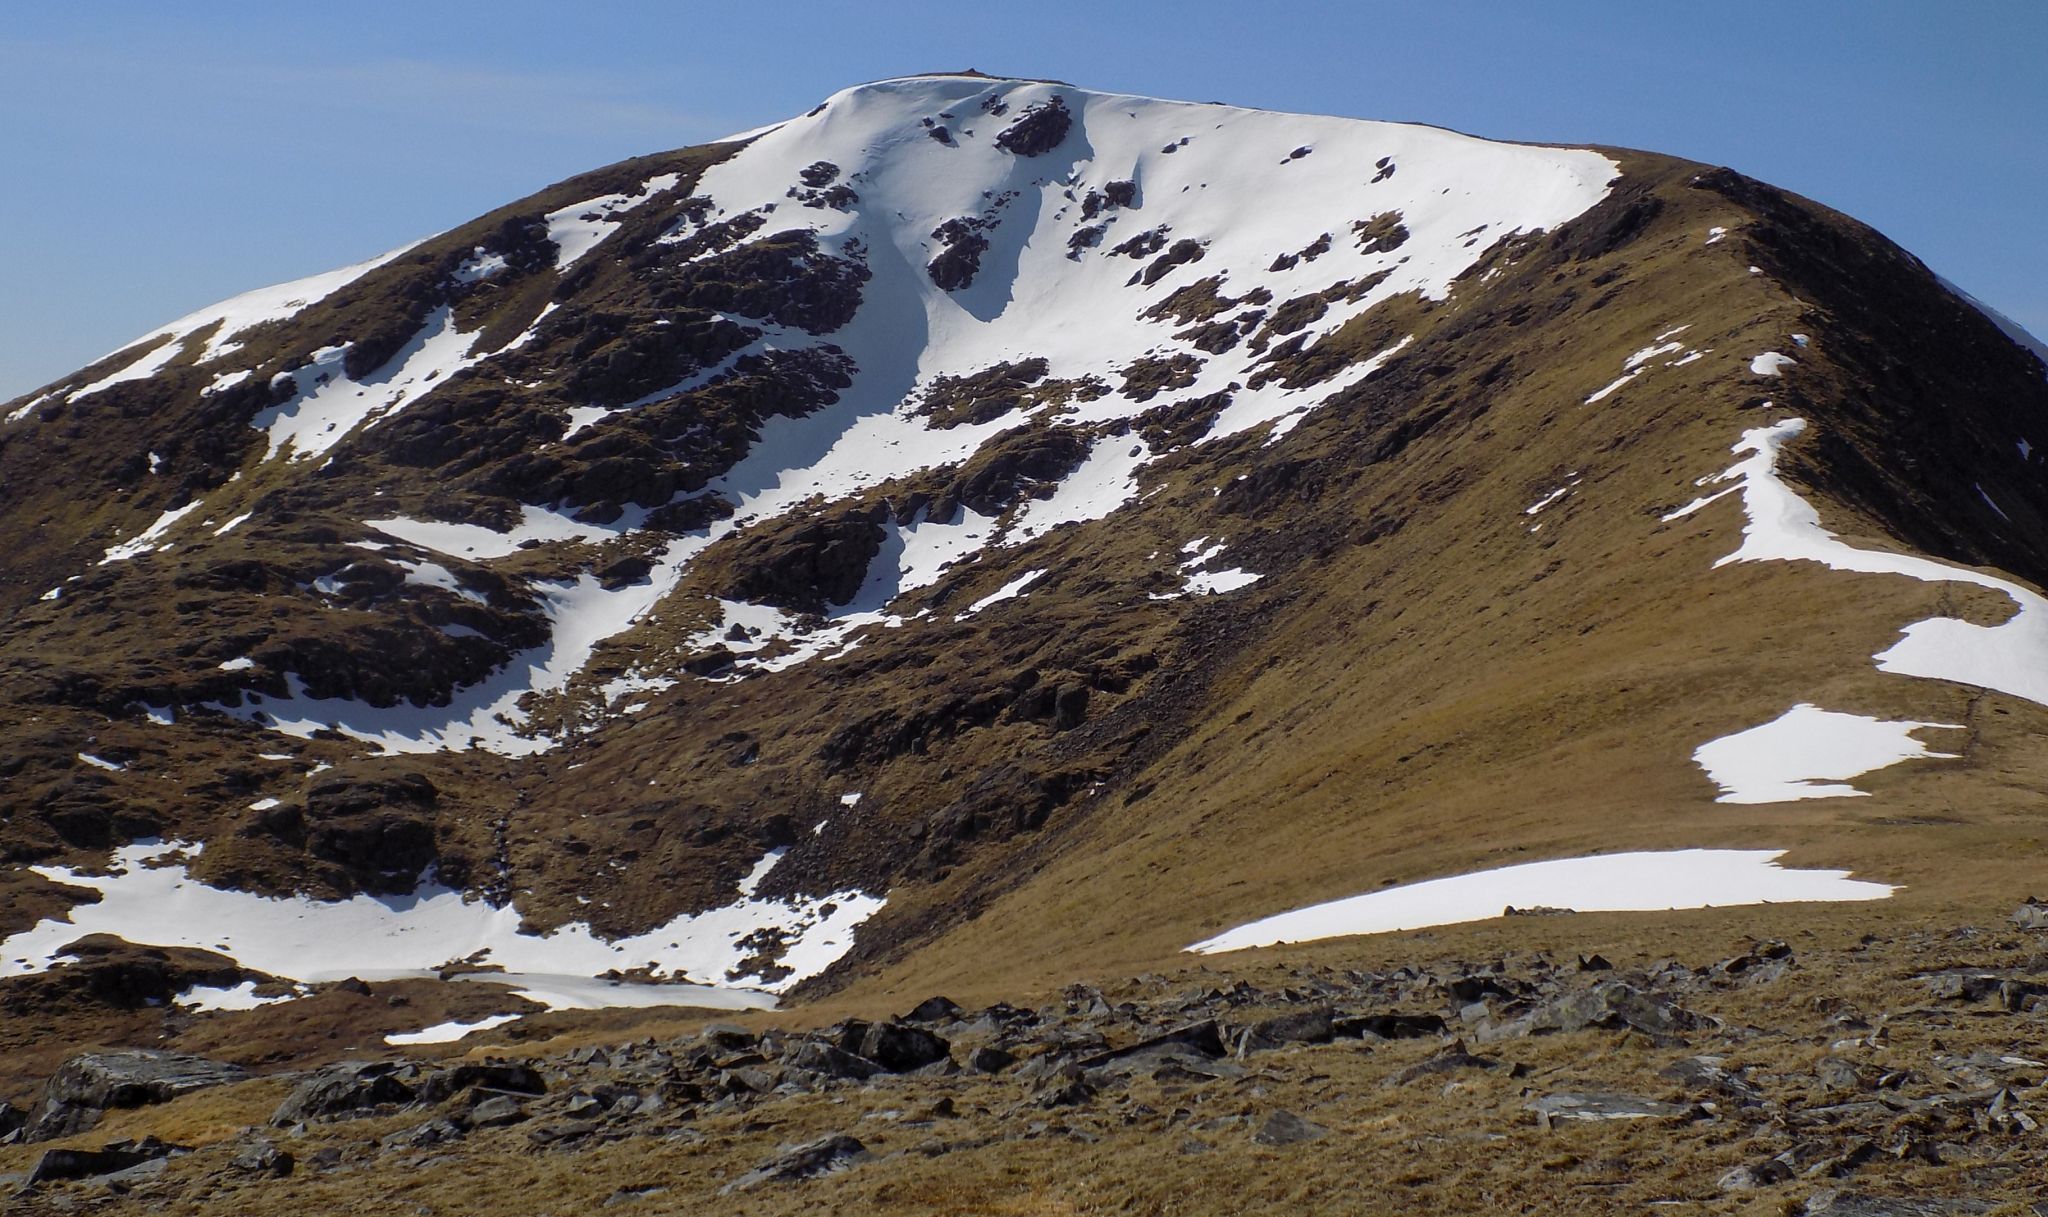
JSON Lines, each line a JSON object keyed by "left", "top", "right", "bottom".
{"left": 545, "top": 173, "right": 681, "bottom": 270}
{"left": 1692, "top": 703, "right": 1961, "bottom": 803}
{"left": 839, "top": 791, "right": 863, "bottom": 807}
{"left": 252, "top": 306, "right": 479, "bottom": 462}
{"left": 76, "top": 753, "right": 124, "bottom": 772}
{"left": 248, "top": 797, "right": 281, "bottom": 812}
{"left": 1007, "top": 436, "right": 1154, "bottom": 545}
{"left": 218, "top": 657, "right": 255, "bottom": 672}
{"left": 1524, "top": 477, "right": 1579, "bottom": 516}
{"left": 1186, "top": 849, "right": 1894, "bottom": 953}
{"left": 176, "top": 980, "right": 295, "bottom": 1013}
{"left": 1750, "top": 351, "right": 1797, "bottom": 376}
{"left": 0, "top": 841, "right": 882, "bottom": 1009}
{"left": 1705, "top": 226, "right": 1727, "bottom": 245}
{"left": 956, "top": 568, "right": 1047, "bottom": 619}
{"left": 100, "top": 500, "right": 203, "bottom": 564}
{"left": 366, "top": 506, "right": 621, "bottom": 560}
{"left": 213, "top": 512, "right": 253, "bottom": 536}
{"left": 57, "top": 239, "right": 424, "bottom": 398}
{"left": 385, "top": 1014, "right": 522, "bottom": 1046}
{"left": 1153, "top": 535, "right": 1261, "bottom": 598}
{"left": 452, "top": 249, "right": 509, "bottom": 284}
{"left": 1666, "top": 417, "right": 2048, "bottom": 708}
{"left": 144, "top": 77, "right": 1618, "bottom": 755}
{"left": 1584, "top": 371, "right": 1640, "bottom": 405}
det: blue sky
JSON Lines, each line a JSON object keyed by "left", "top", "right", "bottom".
{"left": 2, "top": 2, "right": 2043, "bottom": 398}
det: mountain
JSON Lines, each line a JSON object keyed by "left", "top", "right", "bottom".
{"left": 2, "top": 75, "right": 2047, "bottom": 1175}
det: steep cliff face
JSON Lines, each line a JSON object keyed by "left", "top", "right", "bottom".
{"left": 1, "top": 76, "right": 2045, "bottom": 1041}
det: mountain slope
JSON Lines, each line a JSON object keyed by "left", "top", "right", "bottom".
{"left": 2, "top": 75, "right": 2046, "bottom": 1075}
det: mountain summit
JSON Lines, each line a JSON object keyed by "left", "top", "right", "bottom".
{"left": 2, "top": 75, "right": 2045, "bottom": 1074}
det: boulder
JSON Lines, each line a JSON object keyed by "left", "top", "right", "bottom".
{"left": 856, "top": 1022, "right": 950, "bottom": 1072}
{"left": 788, "top": 1041, "right": 882, "bottom": 1081}
{"left": 901, "top": 995, "right": 964, "bottom": 1024}
{"left": 415, "top": 1061, "right": 545, "bottom": 1105}
{"left": 25, "top": 1051, "right": 248, "bottom": 1142}
{"left": 1251, "top": 1007, "right": 1335, "bottom": 1045}
{"left": 271, "top": 1061, "right": 417, "bottom": 1125}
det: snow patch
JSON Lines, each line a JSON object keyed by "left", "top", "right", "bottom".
{"left": 386, "top": 1014, "right": 522, "bottom": 1046}
{"left": 1186, "top": 849, "right": 1894, "bottom": 953}
{"left": 0, "top": 841, "right": 885, "bottom": 1007}
{"left": 1692, "top": 703, "right": 1961, "bottom": 803}
{"left": 1666, "top": 417, "right": 2048, "bottom": 708}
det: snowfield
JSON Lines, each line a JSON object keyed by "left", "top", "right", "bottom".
{"left": 0, "top": 841, "right": 884, "bottom": 1012}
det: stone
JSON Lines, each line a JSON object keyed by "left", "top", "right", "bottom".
{"left": 1528, "top": 1092, "right": 1703, "bottom": 1126}
{"left": 228, "top": 1141, "right": 294, "bottom": 1177}
{"left": 789, "top": 1041, "right": 883, "bottom": 1081}
{"left": 1384, "top": 1041, "right": 1498, "bottom": 1088}
{"left": 272, "top": 1061, "right": 417, "bottom": 1125}
{"left": 1252, "top": 1007, "right": 1335, "bottom": 1045}
{"left": 1251, "top": 1110, "right": 1328, "bottom": 1146}
{"left": 2011, "top": 899, "right": 2048, "bottom": 931}
{"left": 902, "top": 995, "right": 964, "bottom": 1024}
{"left": 416, "top": 1061, "right": 544, "bottom": 1104}
{"left": 25, "top": 1051, "right": 249, "bottom": 1142}
{"left": 1660, "top": 1055, "right": 1765, "bottom": 1105}
{"left": 857, "top": 1022, "right": 950, "bottom": 1072}
{"left": 1803, "top": 1192, "right": 1995, "bottom": 1216}
{"left": 27, "top": 1137, "right": 184, "bottom": 1185}
{"left": 1332, "top": 1012, "right": 1446, "bottom": 1040}
{"left": 468, "top": 1095, "right": 527, "bottom": 1127}
{"left": 1534, "top": 980, "right": 1706, "bottom": 1038}
{"left": 721, "top": 1134, "right": 870, "bottom": 1192}
{"left": 966, "top": 1045, "right": 1017, "bottom": 1074}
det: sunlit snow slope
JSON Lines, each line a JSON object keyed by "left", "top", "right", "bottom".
{"left": 86, "top": 75, "right": 1617, "bottom": 755}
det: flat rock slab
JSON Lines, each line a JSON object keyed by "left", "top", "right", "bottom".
{"left": 1251, "top": 1110, "right": 1328, "bottom": 1146}
{"left": 1530, "top": 1091, "right": 1700, "bottom": 1124}
{"left": 721, "top": 1134, "right": 870, "bottom": 1192}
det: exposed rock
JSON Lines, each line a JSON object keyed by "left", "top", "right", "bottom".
{"left": 902, "top": 995, "right": 965, "bottom": 1023}
{"left": 857, "top": 1022, "right": 951, "bottom": 1072}
{"left": 1384, "top": 1041, "right": 1498, "bottom": 1087}
{"left": 27, "top": 1137, "right": 184, "bottom": 1185}
{"left": 468, "top": 1094, "right": 528, "bottom": 1127}
{"left": 1251, "top": 1109, "right": 1328, "bottom": 1146}
{"left": 2010, "top": 899, "right": 2048, "bottom": 931}
{"left": 789, "top": 1041, "right": 883, "bottom": 1081}
{"left": 721, "top": 1134, "right": 870, "bottom": 1192}
{"left": 1802, "top": 1192, "right": 1996, "bottom": 1216}
{"left": 993, "top": 97, "right": 1072, "bottom": 157}
{"left": 227, "top": 1140, "right": 294, "bottom": 1177}
{"left": 25, "top": 1051, "right": 248, "bottom": 1142}
{"left": 272, "top": 1061, "right": 417, "bottom": 1125}
{"left": 1529, "top": 1091, "right": 1703, "bottom": 1126}
{"left": 415, "top": 1061, "right": 545, "bottom": 1105}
